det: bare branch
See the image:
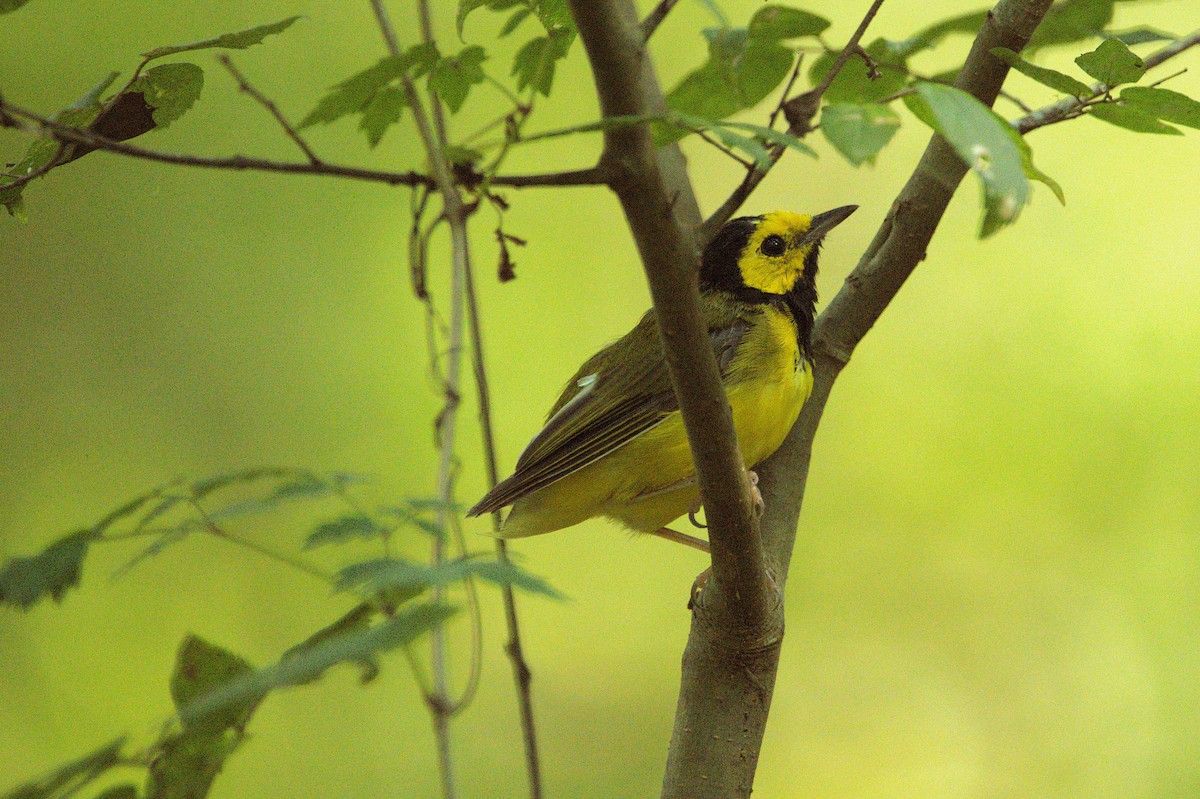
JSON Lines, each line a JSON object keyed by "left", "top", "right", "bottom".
{"left": 217, "top": 55, "right": 321, "bottom": 165}
{"left": 639, "top": 0, "right": 680, "bottom": 42}
{"left": 0, "top": 100, "right": 432, "bottom": 188}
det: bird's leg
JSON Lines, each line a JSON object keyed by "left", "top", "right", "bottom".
{"left": 651, "top": 526, "right": 710, "bottom": 553}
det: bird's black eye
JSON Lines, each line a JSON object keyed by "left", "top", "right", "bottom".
{"left": 760, "top": 234, "right": 786, "bottom": 257}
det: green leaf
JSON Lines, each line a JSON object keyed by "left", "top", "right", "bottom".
{"left": 381, "top": 504, "right": 446, "bottom": 537}
{"left": 1027, "top": 0, "right": 1114, "bottom": 51}
{"left": 660, "top": 28, "right": 794, "bottom": 144}
{"left": 132, "top": 63, "right": 204, "bottom": 127}
{"left": 718, "top": 120, "right": 818, "bottom": 158}
{"left": 179, "top": 603, "right": 456, "bottom": 725}
{"left": 336, "top": 555, "right": 562, "bottom": 599}
{"left": 0, "top": 529, "right": 99, "bottom": 610}
{"left": 746, "top": 5, "right": 830, "bottom": 40}
{"left": 281, "top": 603, "right": 380, "bottom": 685}
{"left": 146, "top": 727, "right": 243, "bottom": 799}
{"left": 821, "top": 102, "right": 901, "bottom": 166}
{"left": 1, "top": 739, "right": 124, "bottom": 799}
{"left": 670, "top": 112, "right": 772, "bottom": 166}
{"left": 886, "top": 10, "right": 988, "bottom": 59}
{"left": 1088, "top": 101, "right": 1182, "bottom": 134}
{"left": 1109, "top": 27, "right": 1177, "bottom": 47}
{"left": 92, "top": 786, "right": 138, "bottom": 799}
{"left": 359, "top": 85, "right": 405, "bottom": 147}
{"left": 905, "top": 82, "right": 1030, "bottom": 237}
{"left": 1120, "top": 86, "right": 1200, "bottom": 130}
{"left": 305, "top": 515, "right": 390, "bottom": 548}
{"left": 191, "top": 467, "right": 294, "bottom": 500}
{"left": 1074, "top": 37, "right": 1144, "bottom": 86}
{"left": 430, "top": 46, "right": 487, "bottom": 113}
{"left": 990, "top": 47, "right": 1091, "bottom": 97}
{"left": 0, "top": 0, "right": 34, "bottom": 13}
{"left": 807, "top": 39, "right": 908, "bottom": 104}
{"left": 141, "top": 16, "right": 300, "bottom": 59}
{"left": 0, "top": 72, "right": 117, "bottom": 216}
{"left": 1003, "top": 123, "right": 1065, "bottom": 205}
{"left": 500, "top": 7, "right": 532, "bottom": 36}
{"left": 171, "top": 635, "right": 259, "bottom": 732}
{"left": 299, "top": 56, "right": 408, "bottom": 128}
{"left": 458, "top": 0, "right": 521, "bottom": 36}
{"left": 511, "top": 31, "right": 571, "bottom": 96}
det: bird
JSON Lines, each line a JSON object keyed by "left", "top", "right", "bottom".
{"left": 467, "top": 206, "right": 857, "bottom": 550}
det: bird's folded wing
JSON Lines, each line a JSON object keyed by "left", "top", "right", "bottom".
{"left": 467, "top": 305, "right": 750, "bottom": 516}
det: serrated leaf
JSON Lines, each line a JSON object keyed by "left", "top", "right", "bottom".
{"left": 299, "top": 56, "right": 408, "bottom": 128}
{"left": 359, "top": 85, "right": 405, "bottom": 147}
{"left": 132, "top": 63, "right": 204, "bottom": 127}
{"left": 1027, "top": 0, "right": 1114, "bottom": 51}
{"left": 905, "top": 82, "right": 1030, "bottom": 237}
{"left": 990, "top": 47, "right": 1091, "bottom": 97}
{"left": 808, "top": 39, "right": 908, "bottom": 104}
{"left": 500, "top": 7, "right": 532, "bottom": 36}
{"left": 430, "top": 46, "right": 487, "bottom": 113}
{"left": 179, "top": 603, "right": 456, "bottom": 725}
{"left": 1074, "top": 37, "right": 1144, "bottom": 86}
{"left": 512, "top": 31, "right": 571, "bottom": 96}
{"left": 0, "top": 0, "right": 34, "bottom": 13}
{"left": 281, "top": 603, "right": 379, "bottom": 685}
{"left": 821, "top": 102, "right": 900, "bottom": 166}
{"left": 432, "top": 556, "right": 563, "bottom": 598}
{"left": 1088, "top": 101, "right": 1182, "bottom": 134}
{"left": 171, "top": 635, "right": 259, "bottom": 733}
{"left": 0, "top": 529, "right": 98, "bottom": 610}
{"left": 141, "top": 16, "right": 300, "bottom": 59}
{"left": 2, "top": 739, "right": 125, "bottom": 799}
{"left": 887, "top": 10, "right": 987, "bottom": 59}
{"left": 336, "top": 555, "right": 562, "bottom": 599}
{"left": 146, "top": 727, "right": 242, "bottom": 799}
{"left": 457, "top": 0, "right": 524, "bottom": 36}
{"left": 380, "top": 505, "right": 445, "bottom": 537}
{"left": 271, "top": 475, "right": 332, "bottom": 500}
{"left": 305, "top": 515, "right": 389, "bottom": 549}
{"left": 1120, "top": 86, "right": 1200, "bottom": 130}
{"left": 191, "top": 467, "right": 294, "bottom": 500}
{"left": 746, "top": 5, "right": 830, "bottom": 40}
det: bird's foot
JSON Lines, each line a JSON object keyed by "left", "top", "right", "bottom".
{"left": 747, "top": 469, "right": 764, "bottom": 517}
{"left": 687, "top": 493, "right": 706, "bottom": 529}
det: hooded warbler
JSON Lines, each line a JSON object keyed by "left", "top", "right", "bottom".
{"left": 467, "top": 206, "right": 856, "bottom": 547}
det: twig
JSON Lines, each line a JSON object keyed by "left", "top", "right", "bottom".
{"left": 0, "top": 100, "right": 431, "bottom": 187}
{"left": 462, "top": 248, "right": 544, "bottom": 799}
{"left": 217, "top": 55, "right": 322, "bottom": 165}
{"left": 1014, "top": 28, "right": 1200, "bottom": 134}
{"left": 699, "top": 0, "right": 889, "bottom": 243}
{"left": 639, "top": 0, "right": 680, "bottom": 42}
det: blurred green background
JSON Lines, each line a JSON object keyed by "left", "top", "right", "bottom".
{"left": 3, "top": 1, "right": 1199, "bottom": 796}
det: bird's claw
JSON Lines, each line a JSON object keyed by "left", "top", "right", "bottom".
{"left": 748, "top": 469, "right": 764, "bottom": 517}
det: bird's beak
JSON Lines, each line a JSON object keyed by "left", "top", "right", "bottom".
{"left": 802, "top": 204, "right": 858, "bottom": 245}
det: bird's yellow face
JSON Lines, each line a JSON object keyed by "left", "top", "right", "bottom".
{"left": 737, "top": 210, "right": 818, "bottom": 296}
{"left": 699, "top": 206, "right": 856, "bottom": 301}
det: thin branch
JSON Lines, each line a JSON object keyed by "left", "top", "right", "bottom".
{"left": 491, "top": 166, "right": 608, "bottom": 187}
{"left": 1014, "top": 28, "right": 1200, "bottom": 134}
{"left": 639, "top": 0, "right": 680, "bottom": 42}
{"left": 217, "top": 55, "right": 322, "bottom": 165}
{"left": 699, "top": 0, "right": 888, "bottom": 243}
{"left": 462, "top": 248, "right": 544, "bottom": 799}
{"left": 0, "top": 100, "right": 432, "bottom": 188}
